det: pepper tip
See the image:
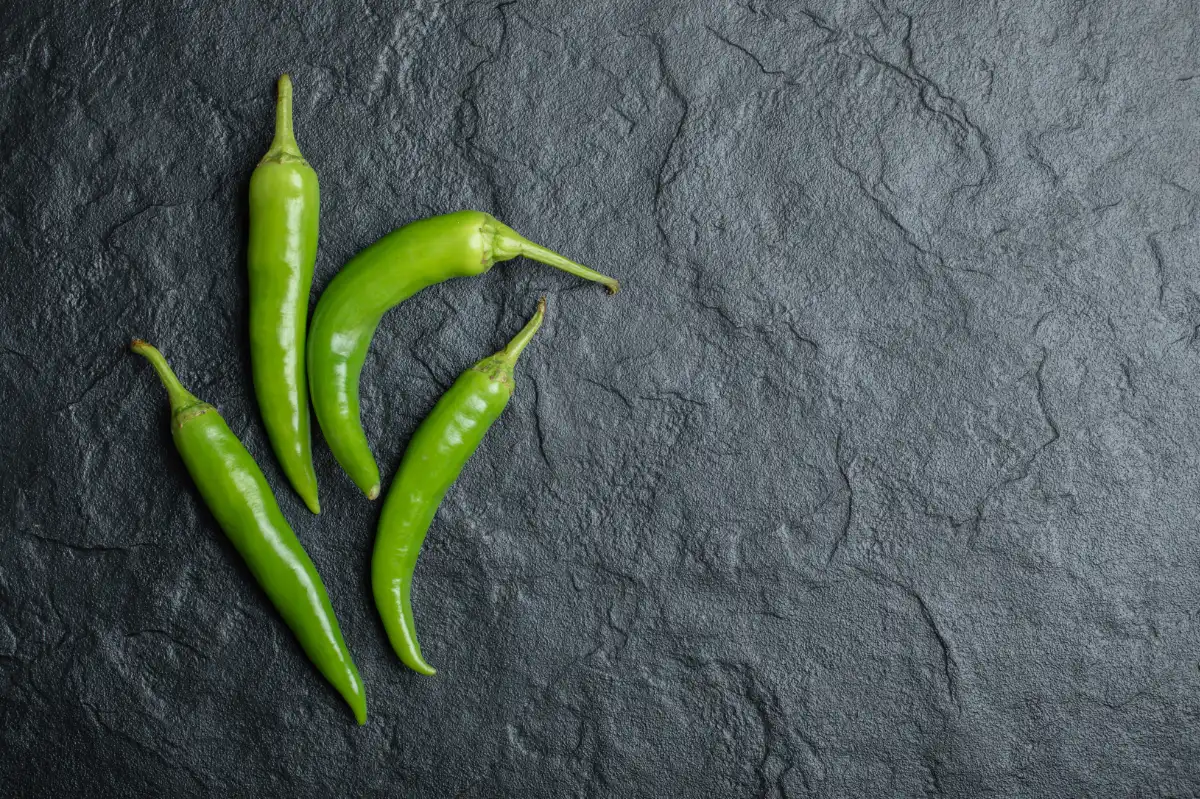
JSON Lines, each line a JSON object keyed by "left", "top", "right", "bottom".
{"left": 277, "top": 74, "right": 294, "bottom": 106}
{"left": 367, "top": 485, "right": 380, "bottom": 501}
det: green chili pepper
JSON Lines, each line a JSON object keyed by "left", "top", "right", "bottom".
{"left": 371, "top": 298, "right": 547, "bottom": 675}
{"left": 131, "top": 340, "right": 367, "bottom": 724}
{"left": 308, "top": 211, "right": 618, "bottom": 500}
{"left": 248, "top": 74, "right": 321, "bottom": 514}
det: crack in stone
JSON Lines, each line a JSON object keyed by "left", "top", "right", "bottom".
{"left": 80, "top": 701, "right": 208, "bottom": 789}
{"left": 123, "top": 628, "right": 209, "bottom": 662}
{"left": 829, "top": 152, "right": 992, "bottom": 281}
{"left": 851, "top": 566, "right": 963, "bottom": 714}
{"left": 1148, "top": 234, "right": 1167, "bottom": 307}
{"left": 672, "top": 655, "right": 818, "bottom": 793}
{"left": 0, "top": 346, "right": 39, "bottom": 374}
{"left": 647, "top": 34, "right": 689, "bottom": 250}
{"left": 925, "top": 754, "right": 949, "bottom": 797}
{"left": 453, "top": 1, "right": 518, "bottom": 212}
{"left": 529, "top": 374, "right": 554, "bottom": 471}
{"left": 53, "top": 352, "right": 127, "bottom": 413}
{"left": 703, "top": 25, "right": 787, "bottom": 77}
{"left": 825, "top": 430, "right": 855, "bottom": 567}
{"left": 1031, "top": 349, "right": 1061, "bottom": 463}
{"left": 366, "top": 0, "right": 445, "bottom": 104}
{"left": 23, "top": 530, "right": 147, "bottom": 553}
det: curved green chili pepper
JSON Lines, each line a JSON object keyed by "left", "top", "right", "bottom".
{"left": 372, "top": 298, "right": 547, "bottom": 675}
{"left": 248, "top": 74, "right": 321, "bottom": 514}
{"left": 131, "top": 340, "right": 366, "bottom": 724}
{"left": 308, "top": 211, "right": 617, "bottom": 500}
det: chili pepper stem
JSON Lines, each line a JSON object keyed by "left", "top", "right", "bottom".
{"left": 264, "top": 74, "right": 302, "bottom": 160}
{"left": 131, "top": 339, "right": 199, "bottom": 411}
{"left": 493, "top": 222, "right": 620, "bottom": 295}
{"left": 500, "top": 296, "right": 547, "bottom": 361}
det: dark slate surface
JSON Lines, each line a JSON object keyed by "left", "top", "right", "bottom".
{"left": 3, "top": 0, "right": 1200, "bottom": 795}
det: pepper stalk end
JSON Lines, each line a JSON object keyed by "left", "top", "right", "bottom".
{"left": 263, "top": 74, "right": 303, "bottom": 161}
{"left": 490, "top": 220, "right": 619, "bottom": 294}
{"left": 500, "top": 296, "right": 547, "bottom": 362}
{"left": 131, "top": 338, "right": 200, "bottom": 412}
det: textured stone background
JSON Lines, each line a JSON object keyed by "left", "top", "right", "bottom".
{"left": 3, "top": 0, "right": 1200, "bottom": 795}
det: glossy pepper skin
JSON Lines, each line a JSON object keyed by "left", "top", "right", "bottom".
{"left": 308, "top": 211, "right": 618, "bottom": 500}
{"left": 131, "top": 340, "right": 366, "bottom": 724}
{"left": 248, "top": 74, "right": 321, "bottom": 514}
{"left": 372, "top": 298, "right": 546, "bottom": 675}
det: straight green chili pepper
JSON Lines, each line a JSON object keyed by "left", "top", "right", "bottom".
{"left": 248, "top": 74, "right": 321, "bottom": 514}
{"left": 131, "top": 340, "right": 366, "bottom": 724}
{"left": 372, "top": 298, "right": 547, "bottom": 675}
{"left": 308, "top": 211, "right": 618, "bottom": 500}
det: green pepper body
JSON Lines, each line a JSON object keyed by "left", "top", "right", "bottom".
{"left": 308, "top": 211, "right": 617, "bottom": 500}
{"left": 132, "top": 340, "right": 366, "bottom": 724}
{"left": 248, "top": 75, "right": 321, "bottom": 514}
{"left": 372, "top": 299, "right": 546, "bottom": 675}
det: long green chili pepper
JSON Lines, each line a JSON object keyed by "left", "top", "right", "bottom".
{"left": 372, "top": 298, "right": 547, "bottom": 675}
{"left": 248, "top": 74, "right": 321, "bottom": 514}
{"left": 131, "top": 340, "right": 367, "bottom": 724}
{"left": 308, "top": 211, "right": 618, "bottom": 500}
